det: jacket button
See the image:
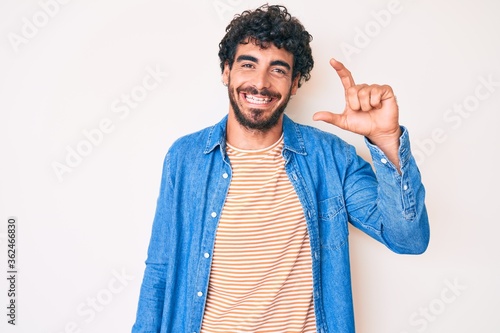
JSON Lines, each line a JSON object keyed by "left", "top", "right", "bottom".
{"left": 197, "top": 291, "right": 203, "bottom": 297}
{"left": 211, "top": 212, "right": 217, "bottom": 218}
{"left": 222, "top": 172, "right": 229, "bottom": 179}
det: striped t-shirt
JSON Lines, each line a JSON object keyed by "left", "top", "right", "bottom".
{"left": 200, "top": 135, "right": 317, "bottom": 333}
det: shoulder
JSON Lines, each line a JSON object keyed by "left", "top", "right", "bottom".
{"left": 169, "top": 127, "right": 210, "bottom": 152}
{"left": 168, "top": 116, "right": 227, "bottom": 156}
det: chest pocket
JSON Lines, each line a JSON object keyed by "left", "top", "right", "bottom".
{"left": 318, "top": 195, "right": 349, "bottom": 250}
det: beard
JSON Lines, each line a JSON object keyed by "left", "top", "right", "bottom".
{"left": 227, "top": 80, "right": 293, "bottom": 132}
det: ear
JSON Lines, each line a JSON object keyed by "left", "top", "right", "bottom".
{"left": 222, "top": 61, "right": 230, "bottom": 86}
{"left": 290, "top": 75, "right": 300, "bottom": 95}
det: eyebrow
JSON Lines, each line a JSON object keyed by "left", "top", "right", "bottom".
{"left": 236, "top": 55, "right": 258, "bottom": 63}
{"left": 236, "top": 55, "right": 291, "bottom": 71}
{"left": 270, "top": 60, "right": 291, "bottom": 71}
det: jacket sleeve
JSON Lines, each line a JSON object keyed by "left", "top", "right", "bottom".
{"left": 132, "top": 153, "right": 174, "bottom": 332}
{"left": 343, "top": 126, "right": 430, "bottom": 254}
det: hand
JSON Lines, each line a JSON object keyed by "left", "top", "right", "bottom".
{"left": 313, "top": 58, "right": 401, "bottom": 147}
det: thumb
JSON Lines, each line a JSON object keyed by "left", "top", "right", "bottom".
{"left": 313, "top": 111, "right": 344, "bottom": 128}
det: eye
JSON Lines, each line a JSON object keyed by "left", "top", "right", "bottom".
{"left": 273, "top": 68, "right": 287, "bottom": 75}
{"left": 241, "top": 63, "right": 254, "bottom": 69}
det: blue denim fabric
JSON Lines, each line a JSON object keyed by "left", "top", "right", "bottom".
{"left": 132, "top": 115, "right": 429, "bottom": 333}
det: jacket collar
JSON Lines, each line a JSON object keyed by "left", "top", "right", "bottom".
{"left": 203, "top": 115, "right": 228, "bottom": 155}
{"left": 203, "top": 114, "right": 307, "bottom": 156}
{"left": 282, "top": 114, "right": 307, "bottom": 156}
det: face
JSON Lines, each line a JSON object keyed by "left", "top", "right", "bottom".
{"left": 223, "top": 41, "right": 299, "bottom": 132}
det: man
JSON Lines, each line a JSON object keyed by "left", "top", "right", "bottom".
{"left": 132, "top": 4, "right": 429, "bottom": 333}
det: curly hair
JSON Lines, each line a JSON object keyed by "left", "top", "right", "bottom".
{"left": 218, "top": 4, "right": 314, "bottom": 88}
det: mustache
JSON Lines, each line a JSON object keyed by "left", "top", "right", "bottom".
{"left": 236, "top": 86, "right": 281, "bottom": 99}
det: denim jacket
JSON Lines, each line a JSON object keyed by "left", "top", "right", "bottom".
{"left": 132, "top": 115, "right": 430, "bottom": 333}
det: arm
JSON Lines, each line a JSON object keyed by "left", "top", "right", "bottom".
{"left": 314, "top": 58, "right": 429, "bottom": 253}
{"left": 132, "top": 154, "right": 173, "bottom": 332}
{"left": 342, "top": 127, "right": 429, "bottom": 254}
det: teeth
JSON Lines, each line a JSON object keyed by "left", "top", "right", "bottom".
{"left": 245, "top": 94, "right": 272, "bottom": 104}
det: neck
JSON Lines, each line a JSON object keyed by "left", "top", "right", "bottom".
{"left": 226, "top": 112, "right": 284, "bottom": 150}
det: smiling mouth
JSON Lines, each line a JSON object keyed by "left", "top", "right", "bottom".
{"left": 244, "top": 93, "right": 274, "bottom": 105}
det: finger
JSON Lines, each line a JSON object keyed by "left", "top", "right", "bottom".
{"left": 358, "top": 86, "right": 375, "bottom": 111}
{"left": 369, "top": 85, "right": 384, "bottom": 110}
{"left": 313, "top": 111, "right": 345, "bottom": 129}
{"left": 370, "top": 84, "right": 395, "bottom": 109}
{"left": 330, "top": 58, "right": 355, "bottom": 90}
{"left": 346, "top": 85, "right": 368, "bottom": 111}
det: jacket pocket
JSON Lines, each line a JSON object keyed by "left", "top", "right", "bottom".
{"left": 318, "top": 195, "right": 348, "bottom": 250}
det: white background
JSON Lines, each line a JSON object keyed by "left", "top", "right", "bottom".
{"left": 1, "top": 0, "right": 499, "bottom": 332}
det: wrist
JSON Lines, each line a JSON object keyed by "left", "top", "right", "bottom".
{"left": 366, "top": 127, "right": 402, "bottom": 149}
{"left": 367, "top": 127, "right": 402, "bottom": 174}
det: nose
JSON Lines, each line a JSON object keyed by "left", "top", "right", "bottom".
{"left": 252, "top": 68, "right": 271, "bottom": 91}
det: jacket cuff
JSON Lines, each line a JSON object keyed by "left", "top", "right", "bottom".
{"left": 364, "top": 126, "right": 411, "bottom": 172}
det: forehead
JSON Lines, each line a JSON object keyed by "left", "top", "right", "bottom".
{"left": 234, "top": 41, "right": 294, "bottom": 65}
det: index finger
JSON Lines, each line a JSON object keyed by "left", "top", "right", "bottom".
{"left": 330, "top": 58, "right": 355, "bottom": 90}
